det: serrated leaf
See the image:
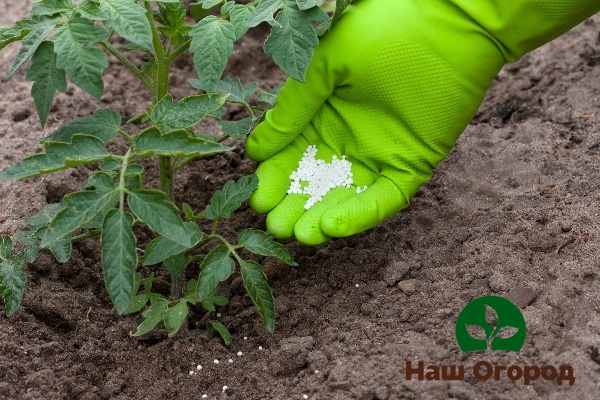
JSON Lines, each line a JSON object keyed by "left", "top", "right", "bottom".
{"left": 164, "top": 301, "right": 189, "bottom": 338}
{"left": 189, "top": 16, "right": 235, "bottom": 94}
{"left": 127, "top": 189, "right": 190, "bottom": 246}
{"left": 101, "top": 209, "right": 137, "bottom": 314}
{"left": 47, "top": 238, "right": 72, "bottom": 263}
{"left": 0, "top": 135, "right": 109, "bottom": 180}
{"left": 206, "top": 320, "right": 231, "bottom": 345}
{"left": 229, "top": 4, "right": 255, "bottom": 39}
{"left": 0, "top": 236, "right": 12, "bottom": 260}
{"left": 151, "top": 94, "right": 228, "bottom": 132}
{"left": 466, "top": 324, "right": 487, "bottom": 341}
{"left": 240, "top": 260, "right": 275, "bottom": 333}
{"left": 495, "top": 325, "right": 519, "bottom": 339}
{"left": 78, "top": 0, "right": 109, "bottom": 20}
{"left": 295, "top": 0, "right": 319, "bottom": 10}
{"left": 40, "top": 173, "right": 117, "bottom": 247}
{"left": 238, "top": 229, "right": 296, "bottom": 265}
{"left": 219, "top": 118, "right": 253, "bottom": 140}
{"left": 100, "top": 158, "right": 121, "bottom": 171}
{"left": 191, "top": 76, "right": 257, "bottom": 104}
{"left": 22, "top": 203, "right": 63, "bottom": 226}
{"left": 143, "top": 222, "right": 203, "bottom": 266}
{"left": 42, "top": 109, "right": 121, "bottom": 143}
{"left": 156, "top": 1, "right": 189, "bottom": 43}
{"left": 257, "top": 83, "right": 282, "bottom": 106}
{"left": 7, "top": 16, "right": 58, "bottom": 79}
{"left": 0, "top": 257, "right": 27, "bottom": 317}
{"left": 25, "top": 41, "right": 67, "bottom": 127}
{"left": 203, "top": 174, "right": 258, "bottom": 220}
{"left": 247, "top": 0, "right": 282, "bottom": 27}
{"left": 0, "top": 19, "right": 37, "bottom": 52}
{"left": 186, "top": 283, "right": 226, "bottom": 309}
{"left": 264, "top": 0, "right": 319, "bottom": 82}
{"left": 53, "top": 15, "right": 109, "bottom": 99}
{"left": 31, "top": 0, "right": 75, "bottom": 16}
{"left": 98, "top": 0, "right": 153, "bottom": 50}
{"left": 197, "top": 245, "right": 234, "bottom": 295}
{"left": 485, "top": 304, "right": 498, "bottom": 327}
{"left": 133, "top": 298, "right": 168, "bottom": 336}
{"left": 122, "top": 294, "right": 149, "bottom": 315}
{"left": 133, "top": 127, "right": 232, "bottom": 157}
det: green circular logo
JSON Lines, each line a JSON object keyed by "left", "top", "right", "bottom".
{"left": 455, "top": 296, "right": 526, "bottom": 352}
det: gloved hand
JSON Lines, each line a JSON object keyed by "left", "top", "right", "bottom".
{"left": 246, "top": 0, "right": 600, "bottom": 245}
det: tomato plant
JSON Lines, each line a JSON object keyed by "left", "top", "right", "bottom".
{"left": 0, "top": 0, "right": 353, "bottom": 339}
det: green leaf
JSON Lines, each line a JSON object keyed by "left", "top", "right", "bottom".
{"left": 101, "top": 209, "right": 137, "bottom": 314}
{"left": 257, "top": 83, "right": 282, "bottom": 106}
{"left": 229, "top": 4, "right": 255, "bottom": 39}
{"left": 25, "top": 41, "right": 67, "bottom": 128}
{"left": 133, "top": 298, "right": 168, "bottom": 336}
{"left": 7, "top": 16, "right": 58, "bottom": 79}
{"left": 219, "top": 118, "right": 253, "bottom": 140}
{"left": 206, "top": 320, "right": 232, "bottom": 345}
{"left": 197, "top": 245, "right": 234, "bottom": 295}
{"left": 264, "top": 0, "right": 319, "bottom": 82}
{"left": 98, "top": 0, "right": 153, "bottom": 50}
{"left": 203, "top": 174, "right": 258, "bottom": 220}
{"left": 163, "top": 253, "right": 185, "bottom": 277}
{"left": 247, "top": 0, "right": 282, "bottom": 27}
{"left": 0, "top": 236, "right": 12, "bottom": 260}
{"left": 221, "top": 1, "right": 235, "bottom": 15}
{"left": 189, "top": 16, "right": 235, "bottom": 94}
{"left": 200, "top": 0, "right": 223, "bottom": 8}
{"left": 0, "top": 256, "right": 27, "bottom": 317}
{"left": 295, "top": 0, "right": 319, "bottom": 10}
{"left": 31, "top": 0, "right": 75, "bottom": 16}
{"left": 127, "top": 189, "right": 190, "bottom": 246}
{"left": 191, "top": 76, "right": 258, "bottom": 104}
{"left": 151, "top": 94, "right": 228, "bottom": 132}
{"left": 190, "top": 2, "right": 212, "bottom": 21}
{"left": 133, "top": 127, "right": 232, "bottom": 158}
{"left": 240, "top": 260, "right": 275, "bottom": 333}
{"left": 182, "top": 203, "right": 195, "bottom": 221}
{"left": 78, "top": 0, "right": 109, "bottom": 20}
{"left": 53, "top": 15, "right": 109, "bottom": 99}
{"left": 164, "top": 301, "right": 189, "bottom": 338}
{"left": 0, "top": 19, "right": 36, "bottom": 52}
{"left": 143, "top": 222, "right": 203, "bottom": 266}
{"left": 47, "top": 238, "right": 72, "bottom": 263}
{"left": 22, "top": 203, "right": 63, "bottom": 226}
{"left": 42, "top": 109, "right": 121, "bottom": 143}
{"left": 122, "top": 294, "right": 150, "bottom": 315}
{"left": 41, "top": 173, "right": 118, "bottom": 246}
{"left": 0, "top": 135, "right": 109, "bottom": 180}
{"left": 156, "top": 1, "right": 188, "bottom": 43}
{"left": 198, "top": 286, "right": 229, "bottom": 310}
{"left": 238, "top": 229, "right": 297, "bottom": 265}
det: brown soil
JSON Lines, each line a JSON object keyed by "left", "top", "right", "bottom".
{"left": 1, "top": 2, "right": 600, "bottom": 399}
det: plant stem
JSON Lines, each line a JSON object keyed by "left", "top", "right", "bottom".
{"left": 99, "top": 41, "right": 155, "bottom": 94}
{"left": 167, "top": 40, "right": 191, "bottom": 64}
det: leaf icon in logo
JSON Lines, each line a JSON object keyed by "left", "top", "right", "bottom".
{"left": 485, "top": 304, "right": 498, "bottom": 327}
{"left": 495, "top": 325, "right": 519, "bottom": 339}
{"left": 466, "top": 324, "right": 487, "bottom": 341}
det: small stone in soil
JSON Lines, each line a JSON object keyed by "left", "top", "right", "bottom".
{"left": 237, "top": 351, "right": 243, "bottom": 356}
{"left": 214, "top": 359, "right": 219, "bottom": 364}
{"left": 196, "top": 364, "right": 202, "bottom": 370}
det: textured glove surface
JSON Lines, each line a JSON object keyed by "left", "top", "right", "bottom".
{"left": 246, "top": 0, "right": 599, "bottom": 245}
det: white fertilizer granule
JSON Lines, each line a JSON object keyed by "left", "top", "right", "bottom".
{"left": 288, "top": 145, "right": 356, "bottom": 210}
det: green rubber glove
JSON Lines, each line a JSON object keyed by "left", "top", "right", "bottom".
{"left": 246, "top": 0, "right": 600, "bottom": 245}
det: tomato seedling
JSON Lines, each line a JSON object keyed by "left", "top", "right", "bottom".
{"left": 0, "top": 0, "right": 354, "bottom": 339}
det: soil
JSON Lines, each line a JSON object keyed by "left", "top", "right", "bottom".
{"left": 1, "top": 2, "right": 600, "bottom": 399}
